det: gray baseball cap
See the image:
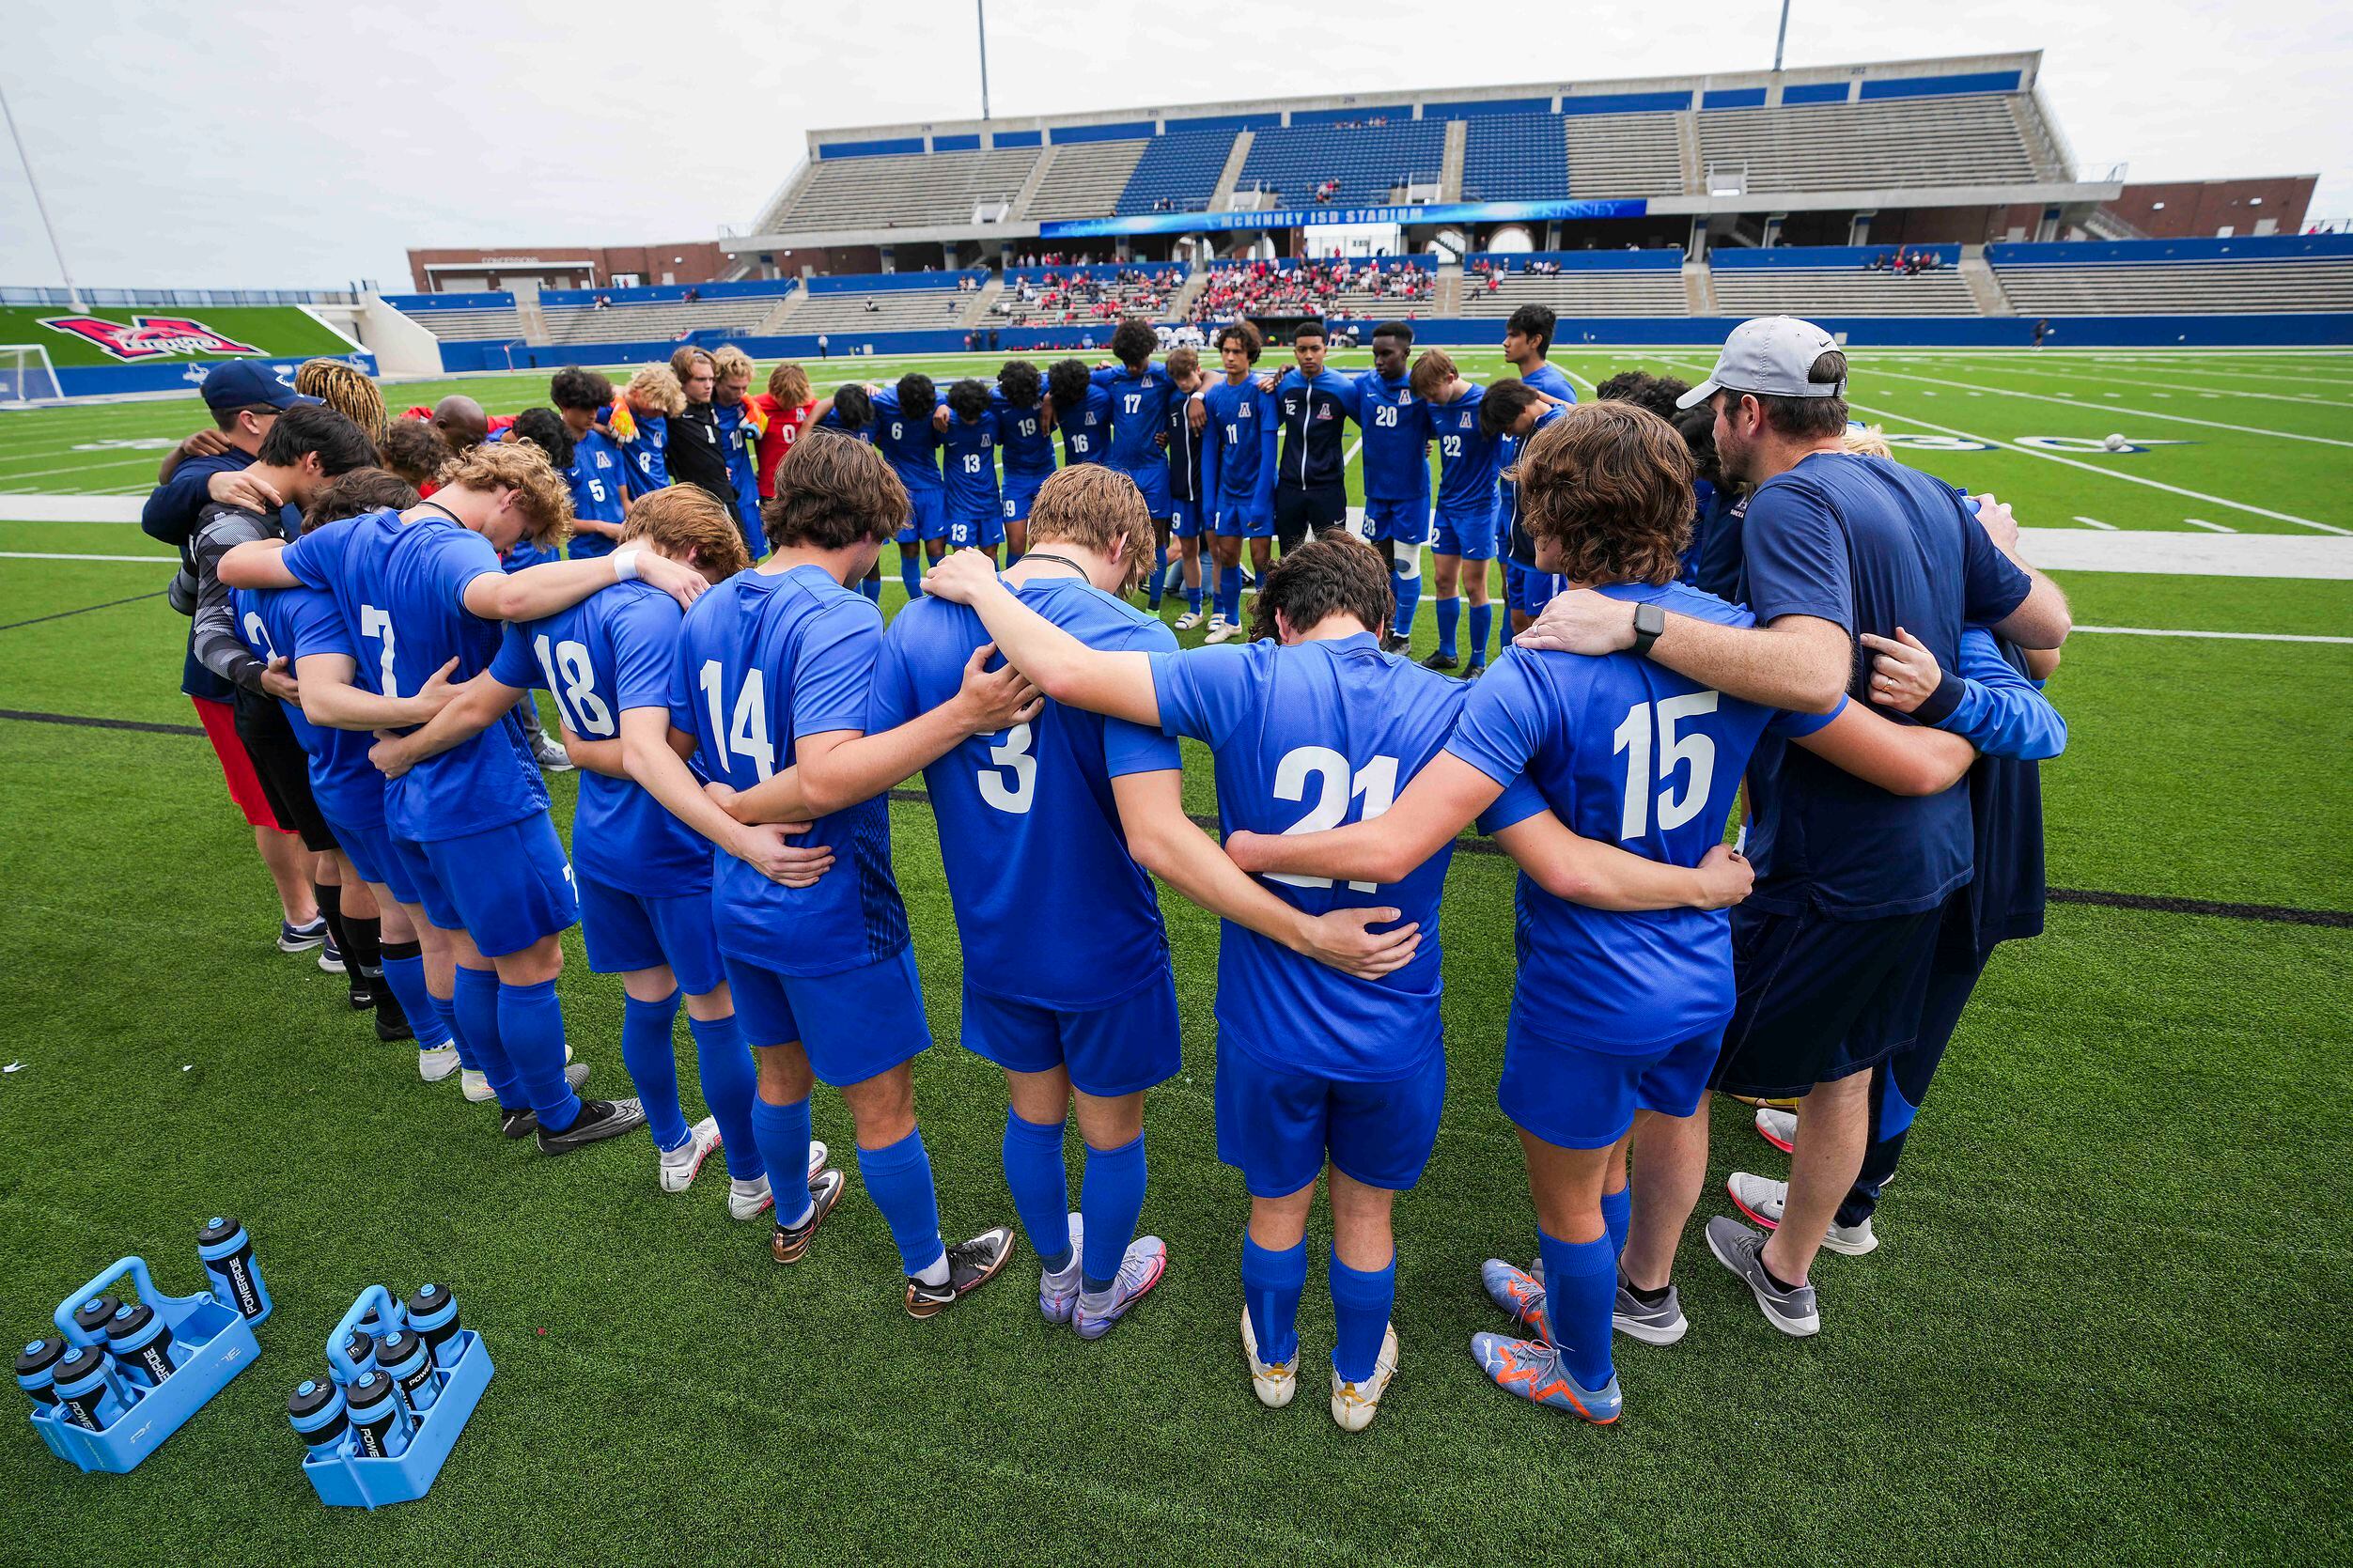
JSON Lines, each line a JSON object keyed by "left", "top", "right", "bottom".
{"left": 1676, "top": 317, "right": 1845, "bottom": 409}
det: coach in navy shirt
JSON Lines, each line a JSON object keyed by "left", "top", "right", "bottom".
{"left": 1517, "top": 317, "right": 2070, "bottom": 1338}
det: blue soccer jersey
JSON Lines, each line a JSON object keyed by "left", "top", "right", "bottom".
{"left": 281, "top": 510, "right": 548, "bottom": 844}
{"left": 667, "top": 563, "right": 907, "bottom": 976}
{"left": 231, "top": 582, "right": 383, "bottom": 832}
{"left": 713, "top": 400, "right": 764, "bottom": 539}
{"left": 1091, "top": 365, "right": 1177, "bottom": 514}
{"left": 870, "top": 578, "right": 1179, "bottom": 1009}
{"left": 1355, "top": 371, "right": 1433, "bottom": 505}
{"left": 870, "top": 388, "right": 945, "bottom": 494}
{"left": 1055, "top": 382, "right": 1112, "bottom": 467}
{"left": 1271, "top": 369, "right": 1361, "bottom": 491}
{"left": 942, "top": 409, "right": 1003, "bottom": 531}
{"left": 994, "top": 392, "right": 1057, "bottom": 481}
{"left": 1431, "top": 384, "right": 1502, "bottom": 515}
{"left": 619, "top": 413, "right": 669, "bottom": 496}
{"left": 1500, "top": 402, "right": 1567, "bottom": 567}
{"left": 1200, "top": 377, "right": 1279, "bottom": 522}
{"left": 491, "top": 582, "right": 709, "bottom": 897}
{"left": 1451, "top": 582, "right": 1837, "bottom": 1053}
{"left": 1150, "top": 634, "right": 1464, "bottom": 1081}
{"left": 565, "top": 426, "right": 630, "bottom": 559}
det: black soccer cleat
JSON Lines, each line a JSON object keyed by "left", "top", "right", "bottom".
{"left": 1462, "top": 661, "right": 1487, "bottom": 681}
{"left": 1420, "top": 650, "right": 1458, "bottom": 673}
{"left": 347, "top": 973, "right": 379, "bottom": 1012}
{"left": 905, "top": 1226, "right": 1018, "bottom": 1319}
{"left": 372, "top": 986, "right": 413, "bottom": 1043}
{"left": 1381, "top": 633, "right": 1412, "bottom": 656}
{"left": 537, "top": 1097, "right": 648, "bottom": 1156}
{"left": 771, "top": 1168, "right": 848, "bottom": 1265}
{"left": 499, "top": 1107, "right": 538, "bottom": 1140}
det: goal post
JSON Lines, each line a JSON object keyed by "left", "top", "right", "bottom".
{"left": 0, "top": 345, "right": 63, "bottom": 404}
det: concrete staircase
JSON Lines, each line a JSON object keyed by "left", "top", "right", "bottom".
{"left": 1682, "top": 263, "right": 1716, "bottom": 317}
{"left": 1166, "top": 269, "right": 1210, "bottom": 320}
{"left": 508, "top": 280, "right": 552, "bottom": 346}
{"left": 1675, "top": 113, "right": 1703, "bottom": 194}
{"left": 1007, "top": 150, "right": 1058, "bottom": 222}
{"left": 1433, "top": 263, "right": 1463, "bottom": 316}
{"left": 752, "top": 289, "right": 804, "bottom": 334}
{"left": 1958, "top": 247, "right": 2017, "bottom": 315}
{"left": 960, "top": 276, "right": 1005, "bottom": 328}
{"left": 1208, "top": 132, "right": 1255, "bottom": 211}
{"left": 1441, "top": 119, "right": 1467, "bottom": 203}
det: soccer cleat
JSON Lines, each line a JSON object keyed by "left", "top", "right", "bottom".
{"left": 1380, "top": 632, "right": 1412, "bottom": 656}
{"left": 905, "top": 1227, "right": 1018, "bottom": 1319}
{"left": 279, "top": 917, "right": 326, "bottom": 954}
{"left": 1239, "top": 1306, "right": 1298, "bottom": 1409}
{"left": 1753, "top": 1106, "right": 1798, "bottom": 1154}
{"left": 317, "top": 934, "right": 346, "bottom": 975}
{"left": 659, "top": 1116, "right": 724, "bottom": 1193}
{"left": 531, "top": 736, "right": 575, "bottom": 773}
{"left": 346, "top": 971, "right": 375, "bottom": 1009}
{"left": 1706, "top": 1216, "right": 1820, "bottom": 1336}
{"left": 371, "top": 988, "right": 412, "bottom": 1041}
{"left": 729, "top": 1141, "right": 832, "bottom": 1219}
{"left": 1462, "top": 661, "right": 1487, "bottom": 680}
{"left": 537, "top": 1096, "right": 647, "bottom": 1156}
{"left": 1040, "top": 1213, "right": 1084, "bottom": 1326}
{"left": 494, "top": 1064, "right": 598, "bottom": 1138}
{"left": 1725, "top": 1172, "right": 1879, "bottom": 1256}
{"left": 1330, "top": 1322, "right": 1400, "bottom": 1432}
{"left": 416, "top": 1045, "right": 460, "bottom": 1083}
{"left": 460, "top": 1068, "right": 493, "bottom": 1102}
{"left": 1203, "top": 619, "right": 1242, "bottom": 644}
{"left": 1174, "top": 610, "right": 1206, "bottom": 631}
{"left": 1471, "top": 1332, "right": 1621, "bottom": 1424}
{"left": 1419, "top": 649, "right": 1458, "bottom": 672}
{"left": 1480, "top": 1258, "right": 1552, "bottom": 1345}
{"left": 1073, "top": 1234, "right": 1168, "bottom": 1340}
{"left": 1613, "top": 1272, "right": 1689, "bottom": 1346}
{"left": 771, "top": 1168, "right": 848, "bottom": 1263}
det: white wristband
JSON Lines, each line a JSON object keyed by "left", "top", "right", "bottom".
{"left": 611, "top": 547, "right": 643, "bottom": 582}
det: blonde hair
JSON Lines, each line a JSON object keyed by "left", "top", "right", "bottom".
{"left": 1841, "top": 425, "right": 1892, "bottom": 459}
{"left": 621, "top": 486, "right": 751, "bottom": 580}
{"left": 710, "top": 345, "right": 756, "bottom": 386}
{"left": 624, "top": 365, "right": 687, "bottom": 417}
{"left": 767, "top": 361, "right": 811, "bottom": 407}
{"left": 1026, "top": 466, "right": 1153, "bottom": 594}
{"left": 441, "top": 440, "right": 574, "bottom": 550}
{"left": 295, "top": 359, "right": 387, "bottom": 445}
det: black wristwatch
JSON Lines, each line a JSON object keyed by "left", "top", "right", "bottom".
{"left": 1631, "top": 601, "right": 1666, "bottom": 658}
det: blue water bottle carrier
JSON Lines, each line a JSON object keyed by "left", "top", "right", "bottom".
{"left": 297, "top": 1283, "right": 491, "bottom": 1509}
{"left": 26, "top": 1255, "right": 260, "bottom": 1474}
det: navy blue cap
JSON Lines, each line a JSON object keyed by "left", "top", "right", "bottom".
{"left": 200, "top": 361, "right": 322, "bottom": 412}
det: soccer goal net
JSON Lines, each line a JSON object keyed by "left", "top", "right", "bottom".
{"left": 0, "top": 345, "right": 62, "bottom": 404}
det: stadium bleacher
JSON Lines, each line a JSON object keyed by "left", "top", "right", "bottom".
{"left": 1460, "top": 114, "right": 1572, "bottom": 204}
{"left": 1563, "top": 113, "right": 1687, "bottom": 197}
{"left": 1027, "top": 140, "right": 1148, "bottom": 221}
{"left": 1710, "top": 245, "right": 1978, "bottom": 318}
{"left": 787, "top": 273, "right": 987, "bottom": 334}
{"left": 768, "top": 146, "right": 1040, "bottom": 231}
{"left": 1115, "top": 130, "right": 1241, "bottom": 216}
{"left": 380, "top": 295, "right": 525, "bottom": 342}
{"left": 1696, "top": 94, "right": 2043, "bottom": 193}
{"left": 537, "top": 292, "right": 785, "bottom": 346}
{"left": 1236, "top": 116, "right": 1448, "bottom": 209}
{"left": 995, "top": 263, "right": 1185, "bottom": 327}
{"left": 1988, "top": 238, "right": 2353, "bottom": 315}
{"left": 1456, "top": 253, "right": 1691, "bottom": 318}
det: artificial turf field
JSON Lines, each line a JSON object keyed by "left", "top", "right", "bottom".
{"left": 1, "top": 348, "right": 2348, "bottom": 1565}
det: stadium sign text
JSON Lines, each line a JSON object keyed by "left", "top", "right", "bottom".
{"left": 39, "top": 315, "right": 266, "bottom": 363}
{"left": 1040, "top": 197, "right": 1647, "bottom": 239}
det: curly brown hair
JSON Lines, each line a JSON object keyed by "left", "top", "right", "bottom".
{"left": 441, "top": 439, "right": 575, "bottom": 551}
{"left": 294, "top": 359, "right": 387, "bottom": 445}
{"left": 377, "top": 419, "right": 454, "bottom": 490}
{"left": 621, "top": 486, "right": 752, "bottom": 580}
{"left": 1514, "top": 401, "right": 1694, "bottom": 588}
{"left": 1027, "top": 465, "right": 1153, "bottom": 594}
{"left": 302, "top": 467, "right": 418, "bottom": 534}
{"left": 762, "top": 428, "right": 908, "bottom": 551}
{"left": 1249, "top": 534, "right": 1393, "bottom": 644}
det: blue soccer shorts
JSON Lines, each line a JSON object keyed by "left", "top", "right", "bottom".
{"left": 1214, "top": 1033, "right": 1445, "bottom": 1198}
{"left": 1499, "top": 1015, "right": 1727, "bottom": 1150}
{"left": 946, "top": 501, "right": 1005, "bottom": 551}
{"left": 724, "top": 945, "right": 932, "bottom": 1088}
{"left": 578, "top": 873, "right": 725, "bottom": 996}
{"left": 960, "top": 968, "right": 1181, "bottom": 1097}
{"left": 1432, "top": 499, "right": 1499, "bottom": 560}
{"left": 392, "top": 813, "right": 578, "bottom": 956}
{"left": 1213, "top": 500, "right": 1273, "bottom": 540}
{"left": 1363, "top": 498, "right": 1431, "bottom": 547}
{"left": 1169, "top": 496, "right": 1204, "bottom": 540}
{"left": 333, "top": 815, "right": 418, "bottom": 907}
{"left": 1506, "top": 562, "right": 1566, "bottom": 617}
{"left": 1002, "top": 476, "right": 1045, "bottom": 525}
{"left": 897, "top": 489, "right": 947, "bottom": 546}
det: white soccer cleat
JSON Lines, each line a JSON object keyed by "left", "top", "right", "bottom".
{"left": 659, "top": 1116, "right": 723, "bottom": 1193}
{"left": 460, "top": 1068, "right": 492, "bottom": 1102}
{"left": 727, "top": 1176, "right": 773, "bottom": 1221}
{"left": 1330, "top": 1323, "right": 1400, "bottom": 1433}
{"left": 1240, "top": 1306, "right": 1298, "bottom": 1409}
{"left": 1174, "top": 610, "right": 1206, "bottom": 631}
{"left": 1204, "top": 619, "right": 1241, "bottom": 644}
{"left": 1726, "top": 1171, "right": 1879, "bottom": 1256}
{"left": 1754, "top": 1106, "right": 1798, "bottom": 1153}
{"left": 416, "top": 1045, "right": 460, "bottom": 1083}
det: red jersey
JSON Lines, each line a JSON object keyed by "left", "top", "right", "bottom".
{"left": 751, "top": 394, "right": 818, "bottom": 498}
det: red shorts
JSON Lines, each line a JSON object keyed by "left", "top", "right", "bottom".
{"left": 192, "top": 695, "right": 285, "bottom": 831}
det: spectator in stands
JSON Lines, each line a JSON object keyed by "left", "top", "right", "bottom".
{"left": 864, "top": 297, "right": 879, "bottom": 313}
{"left": 379, "top": 418, "right": 454, "bottom": 494}
{"left": 683, "top": 286, "right": 701, "bottom": 303}
{"left": 294, "top": 359, "right": 387, "bottom": 446}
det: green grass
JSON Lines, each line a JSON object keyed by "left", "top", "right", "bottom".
{"left": 2, "top": 349, "right": 2351, "bottom": 1564}
{"left": 0, "top": 305, "right": 358, "bottom": 369}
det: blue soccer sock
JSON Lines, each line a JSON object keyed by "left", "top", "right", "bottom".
{"left": 857, "top": 1126, "right": 947, "bottom": 1280}
{"left": 1239, "top": 1233, "right": 1308, "bottom": 1369}
{"left": 1601, "top": 1186, "right": 1631, "bottom": 1259}
{"left": 1536, "top": 1226, "right": 1617, "bottom": 1391}
{"left": 377, "top": 942, "right": 450, "bottom": 1050}
{"left": 429, "top": 994, "right": 475, "bottom": 1071}
{"left": 1186, "top": 578, "right": 1204, "bottom": 614}
{"left": 1467, "top": 601, "right": 1495, "bottom": 667}
{"left": 1146, "top": 543, "right": 1168, "bottom": 608}
{"left": 452, "top": 966, "right": 519, "bottom": 1107}
{"left": 1002, "top": 1110, "right": 1073, "bottom": 1273}
{"left": 1330, "top": 1249, "right": 1397, "bottom": 1385}
{"left": 689, "top": 1016, "right": 760, "bottom": 1181}
{"left": 751, "top": 1095, "right": 813, "bottom": 1222}
{"left": 898, "top": 548, "right": 921, "bottom": 601}
{"left": 619, "top": 992, "right": 687, "bottom": 1152}
{"left": 1080, "top": 1133, "right": 1147, "bottom": 1293}
{"left": 860, "top": 575, "right": 882, "bottom": 604}
{"left": 1433, "top": 595, "right": 1460, "bottom": 660}
{"left": 499, "top": 977, "right": 581, "bottom": 1132}
{"left": 1215, "top": 561, "right": 1243, "bottom": 625}
{"left": 1392, "top": 564, "right": 1421, "bottom": 640}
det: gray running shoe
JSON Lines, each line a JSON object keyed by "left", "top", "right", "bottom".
{"left": 1613, "top": 1273, "right": 1688, "bottom": 1346}
{"left": 1727, "top": 1172, "right": 1880, "bottom": 1256}
{"left": 1073, "top": 1234, "right": 1168, "bottom": 1340}
{"left": 1705, "top": 1216, "right": 1819, "bottom": 1337}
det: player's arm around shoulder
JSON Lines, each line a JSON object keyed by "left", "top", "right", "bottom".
{"left": 922, "top": 550, "right": 1160, "bottom": 726}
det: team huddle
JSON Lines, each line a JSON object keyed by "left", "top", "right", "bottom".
{"left": 153, "top": 307, "right": 2071, "bottom": 1433}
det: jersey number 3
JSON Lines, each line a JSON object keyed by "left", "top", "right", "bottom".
{"left": 977, "top": 722, "right": 1036, "bottom": 814}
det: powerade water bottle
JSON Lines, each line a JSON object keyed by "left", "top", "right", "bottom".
{"left": 196, "top": 1217, "right": 272, "bottom": 1322}
{"left": 105, "top": 1302, "right": 179, "bottom": 1387}
{"left": 287, "top": 1377, "right": 349, "bottom": 1457}
{"left": 51, "top": 1345, "right": 129, "bottom": 1432}
{"left": 377, "top": 1327, "right": 440, "bottom": 1415}
{"left": 344, "top": 1370, "right": 410, "bottom": 1459}
{"left": 405, "top": 1284, "right": 462, "bottom": 1370}
{"left": 70, "top": 1295, "right": 121, "bottom": 1343}
{"left": 15, "top": 1337, "right": 66, "bottom": 1410}
{"left": 339, "top": 1329, "right": 378, "bottom": 1382}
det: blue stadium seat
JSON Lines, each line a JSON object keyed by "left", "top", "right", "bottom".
{"left": 1238, "top": 118, "right": 1448, "bottom": 210}
{"left": 1115, "top": 132, "right": 1240, "bottom": 216}
{"left": 1459, "top": 114, "right": 1569, "bottom": 203}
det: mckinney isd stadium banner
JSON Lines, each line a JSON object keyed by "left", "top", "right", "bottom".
{"left": 1039, "top": 198, "right": 1647, "bottom": 240}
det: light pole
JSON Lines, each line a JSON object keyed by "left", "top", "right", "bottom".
{"left": 1772, "top": 0, "right": 1792, "bottom": 72}
{"left": 976, "top": 0, "right": 991, "bottom": 120}
{"left": 0, "top": 77, "right": 80, "bottom": 310}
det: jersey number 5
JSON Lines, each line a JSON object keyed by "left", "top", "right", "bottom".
{"left": 1612, "top": 692, "right": 1719, "bottom": 839}
{"left": 1267, "top": 746, "right": 1399, "bottom": 892}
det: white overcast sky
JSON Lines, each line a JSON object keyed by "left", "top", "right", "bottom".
{"left": 1, "top": 0, "right": 2344, "bottom": 289}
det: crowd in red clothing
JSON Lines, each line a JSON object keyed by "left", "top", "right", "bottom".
{"left": 997, "top": 265, "right": 1184, "bottom": 325}
{"left": 1186, "top": 257, "right": 1432, "bottom": 321}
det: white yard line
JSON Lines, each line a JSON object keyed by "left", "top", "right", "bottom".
{"left": 2181, "top": 518, "right": 2237, "bottom": 534}
{"left": 1904, "top": 358, "right": 2353, "bottom": 411}
{"left": 2076, "top": 625, "right": 2353, "bottom": 644}
{"left": 1853, "top": 364, "right": 2353, "bottom": 449}
{"left": 0, "top": 455, "right": 170, "bottom": 484}
{"left": 2072, "top": 516, "right": 2118, "bottom": 530}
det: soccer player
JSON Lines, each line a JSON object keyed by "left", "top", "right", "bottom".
{"left": 750, "top": 362, "right": 843, "bottom": 501}
{"left": 1045, "top": 358, "right": 1111, "bottom": 468}
{"left": 550, "top": 368, "right": 631, "bottom": 561}
{"left": 1410, "top": 349, "right": 1501, "bottom": 676}
{"left": 379, "top": 420, "right": 454, "bottom": 496}
{"left": 1089, "top": 318, "right": 1181, "bottom": 609}
{"left": 1267, "top": 322, "right": 1359, "bottom": 553}
{"left": 991, "top": 360, "right": 1056, "bottom": 563}
{"left": 665, "top": 351, "right": 737, "bottom": 514}
{"left": 871, "top": 372, "right": 948, "bottom": 597}
{"left": 1161, "top": 347, "right": 1210, "bottom": 628}
{"left": 677, "top": 431, "right": 1035, "bottom": 1312}
{"left": 616, "top": 365, "right": 684, "bottom": 498}
{"left": 1485, "top": 379, "right": 1571, "bottom": 642}
{"left": 1499, "top": 303, "right": 1578, "bottom": 634}
{"left": 1355, "top": 321, "right": 1434, "bottom": 654}
{"left": 940, "top": 378, "right": 1004, "bottom": 558}
{"left": 219, "top": 442, "right": 710, "bottom": 1153}
{"left": 397, "top": 396, "right": 494, "bottom": 454}
{"left": 710, "top": 346, "right": 767, "bottom": 547}
{"left": 922, "top": 535, "right": 1475, "bottom": 1430}
{"left": 1196, "top": 322, "right": 1278, "bottom": 644}
{"left": 1517, "top": 318, "right": 2071, "bottom": 1336}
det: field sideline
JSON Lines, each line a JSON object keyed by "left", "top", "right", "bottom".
{"left": 1, "top": 348, "right": 2348, "bottom": 1564}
